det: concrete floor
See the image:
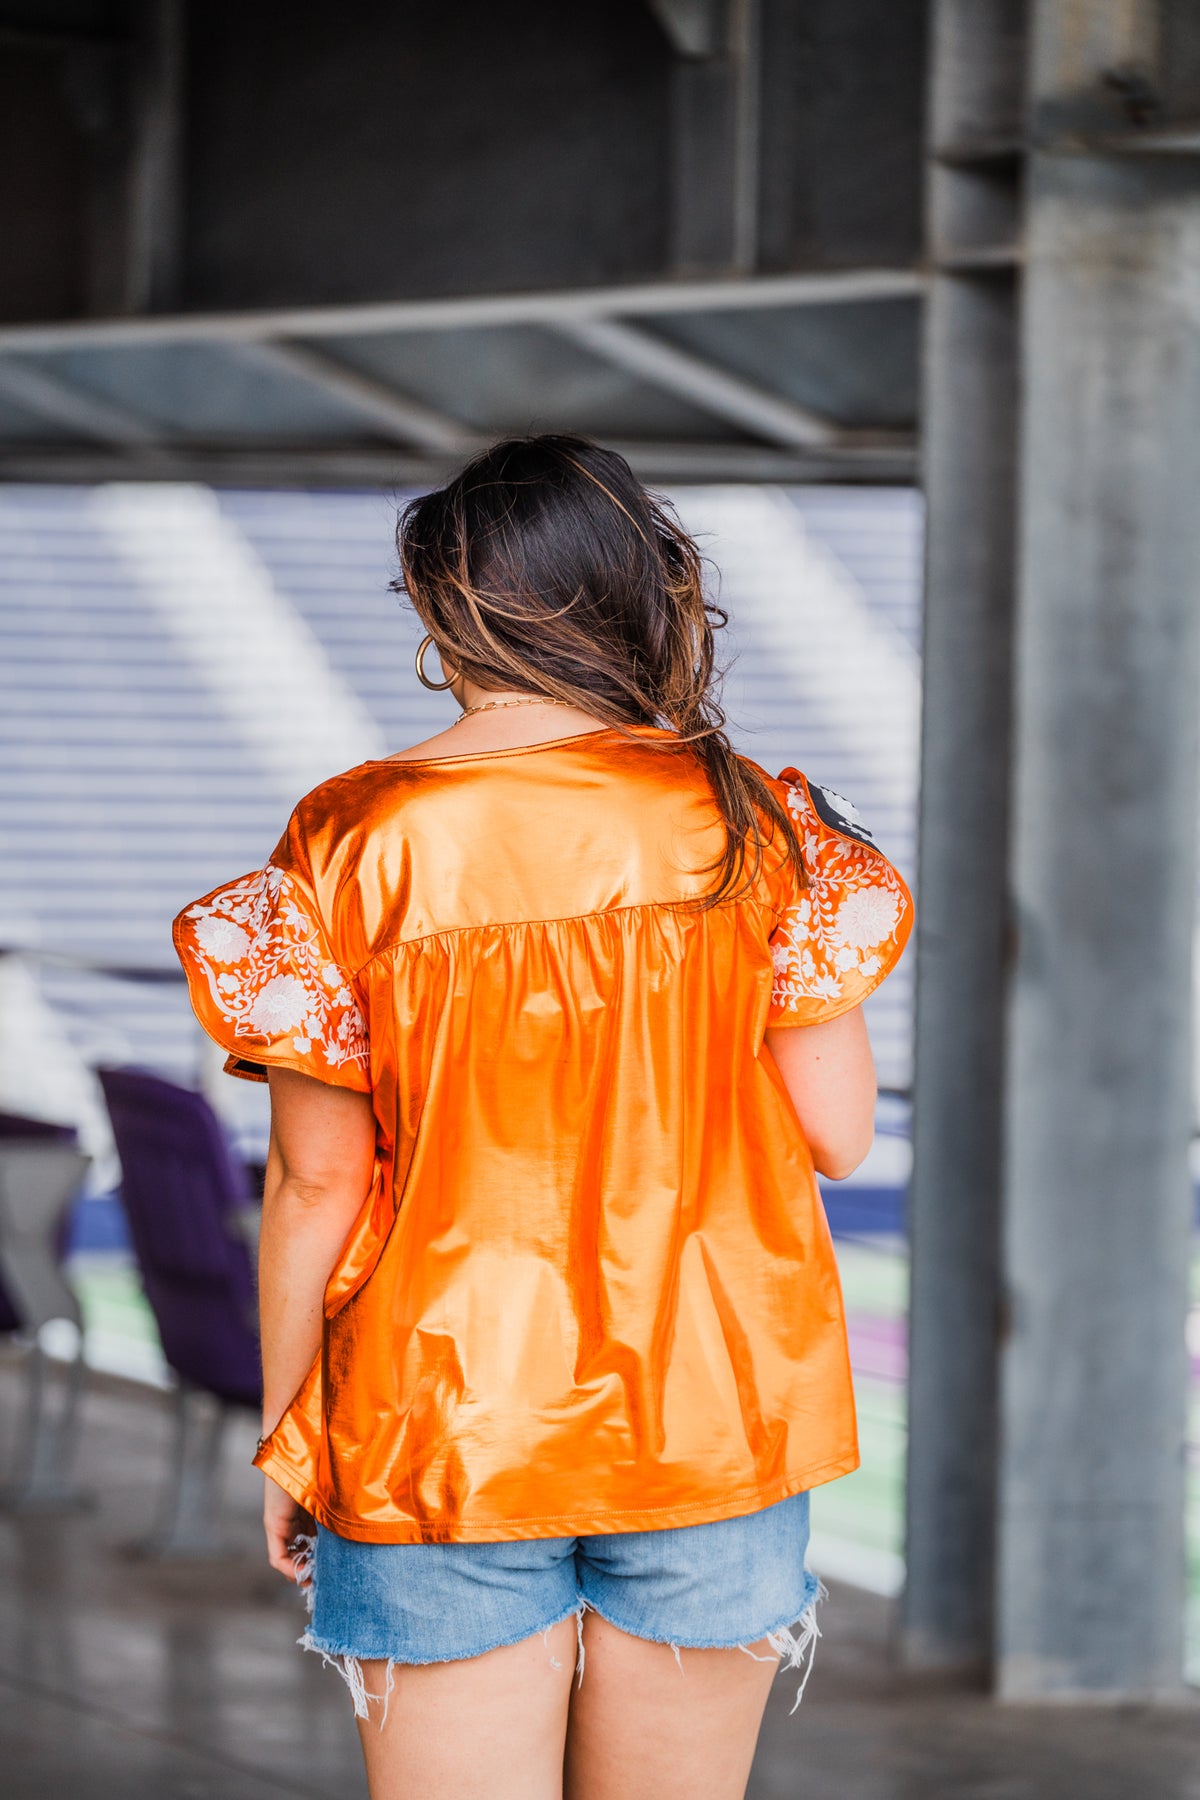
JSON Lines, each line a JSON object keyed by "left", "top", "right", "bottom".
{"left": 1, "top": 1354, "right": 1198, "bottom": 1799}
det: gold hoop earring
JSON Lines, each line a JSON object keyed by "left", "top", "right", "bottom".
{"left": 415, "top": 634, "right": 456, "bottom": 691}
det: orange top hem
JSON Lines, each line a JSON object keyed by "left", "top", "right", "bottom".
{"left": 253, "top": 1444, "right": 861, "bottom": 1543}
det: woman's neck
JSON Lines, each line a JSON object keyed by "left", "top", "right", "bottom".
{"left": 386, "top": 678, "right": 607, "bottom": 764}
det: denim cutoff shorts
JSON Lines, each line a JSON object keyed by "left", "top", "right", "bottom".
{"left": 297, "top": 1490, "right": 822, "bottom": 1718}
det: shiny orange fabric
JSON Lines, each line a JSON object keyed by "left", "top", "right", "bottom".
{"left": 174, "top": 727, "right": 912, "bottom": 1542}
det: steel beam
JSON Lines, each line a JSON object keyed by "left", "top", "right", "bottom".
{"left": 995, "top": 2, "right": 1200, "bottom": 1700}
{"left": 0, "top": 435, "right": 917, "bottom": 490}
{"left": 725, "top": 0, "right": 760, "bottom": 273}
{"left": 125, "top": 0, "right": 185, "bottom": 313}
{"left": 0, "top": 267, "right": 921, "bottom": 356}
{"left": 661, "top": 0, "right": 760, "bottom": 275}
{"left": 0, "top": 359, "right": 161, "bottom": 446}
{"left": 902, "top": 0, "right": 1022, "bottom": 1677}
{"left": 902, "top": 269, "right": 1016, "bottom": 1677}
{"left": 645, "top": 0, "right": 727, "bottom": 59}
{"left": 241, "top": 341, "right": 481, "bottom": 453}
{"left": 552, "top": 314, "right": 835, "bottom": 446}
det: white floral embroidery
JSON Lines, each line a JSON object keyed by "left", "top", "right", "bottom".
{"left": 835, "top": 886, "right": 903, "bottom": 950}
{"left": 770, "top": 779, "right": 909, "bottom": 1015}
{"left": 182, "top": 865, "right": 369, "bottom": 1074}
{"left": 193, "top": 915, "right": 251, "bottom": 962}
{"left": 248, "top": 973, "right": 311, "bottom": 1033}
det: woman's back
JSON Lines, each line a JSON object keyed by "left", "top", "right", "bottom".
{"left": 349, "top": 725, "right": 732, "bottom": 932}
{"left": 176, "top": 724, "right": 910, "bottom": 1541}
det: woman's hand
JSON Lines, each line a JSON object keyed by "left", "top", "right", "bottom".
{"left": 263, "top": 1473, "right": 315, "bottom": 1583}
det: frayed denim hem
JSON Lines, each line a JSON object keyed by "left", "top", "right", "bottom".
{"left": 291, "top": 1530, "right": 825, "bottom": 1722}
{"left": 737, "top": 1581, "right": 828, "bottom": 1713}
{"left": 294, "top": 1529, "right": 584, "bottom": 1727}
{"left": 579, "top": 1576, "right": 828, "bottom": 1715}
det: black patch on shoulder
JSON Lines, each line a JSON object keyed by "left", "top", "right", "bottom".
{"left": 807, "top": 782, "right": 877, "bottom": 848}
{"left": 228, "top": 1056, "right": 269, "bottom": 1082}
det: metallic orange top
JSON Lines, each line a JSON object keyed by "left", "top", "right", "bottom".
{"left": 174, "top": 727, "right": 912, "bottom": 1542}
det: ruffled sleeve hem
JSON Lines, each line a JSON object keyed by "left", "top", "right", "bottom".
{"left": 172, "top": 863, "right": 372, "bottom": 1091}
{"left": 766, "top": 768, "right": 913, "bottom": 1028}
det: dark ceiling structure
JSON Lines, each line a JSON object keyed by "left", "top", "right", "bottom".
{"left": 0, "top": 0, "right": 925, "bottom": 484}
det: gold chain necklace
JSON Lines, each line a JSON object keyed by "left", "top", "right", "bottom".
{"left": 455, "top": 697, "right": 575, "bottom": 723}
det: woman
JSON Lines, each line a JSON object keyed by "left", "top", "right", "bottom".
{"left": 174, "top": 435, "right": 912, "bottom": 1800}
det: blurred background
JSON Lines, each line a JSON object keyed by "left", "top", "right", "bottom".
{"left": 0, "top": 2, "right": 1198, "bottom": 1796}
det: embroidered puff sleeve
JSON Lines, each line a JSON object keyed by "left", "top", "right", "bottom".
{"left": 766, "top": 768, "right": 913, "bottom": 1027}
{"left": 172, "top": 821, "right": 371, "bottom": 1091}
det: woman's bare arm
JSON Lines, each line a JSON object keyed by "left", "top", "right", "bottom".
{"left": 258, "top": 1065, "right": 376, "bottom": 1576}
{"left": 764, "top": 1007, "right": 877, "bottom": 1181}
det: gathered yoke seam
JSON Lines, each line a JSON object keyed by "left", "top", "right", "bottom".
{"left": 349, "top": 891, "right": 774, "bottom": 982}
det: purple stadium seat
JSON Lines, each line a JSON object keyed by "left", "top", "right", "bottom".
{"left": 98, "top": 1067, "right": 263, "bottom": 1552}
{"left": 98, "top": 1067, "right": 260, "bottom": 1406}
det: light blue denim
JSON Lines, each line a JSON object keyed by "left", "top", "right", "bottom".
{"left": 297, "top": 1491, "right": 821, "bottom": 1715}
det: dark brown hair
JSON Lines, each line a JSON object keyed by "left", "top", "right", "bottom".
{"left": 394, "top": 434, "right": 805, "bottom": 904}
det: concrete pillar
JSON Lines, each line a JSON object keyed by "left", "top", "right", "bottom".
{"left": 997, "top": 33, "right": 1200, "bottom": 1692}
{"left": 907, "top": 0, "right": 1200, "bottom": 1697}
{"left": 902, "top": 0, "right": 1022, "bottom": 1675}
